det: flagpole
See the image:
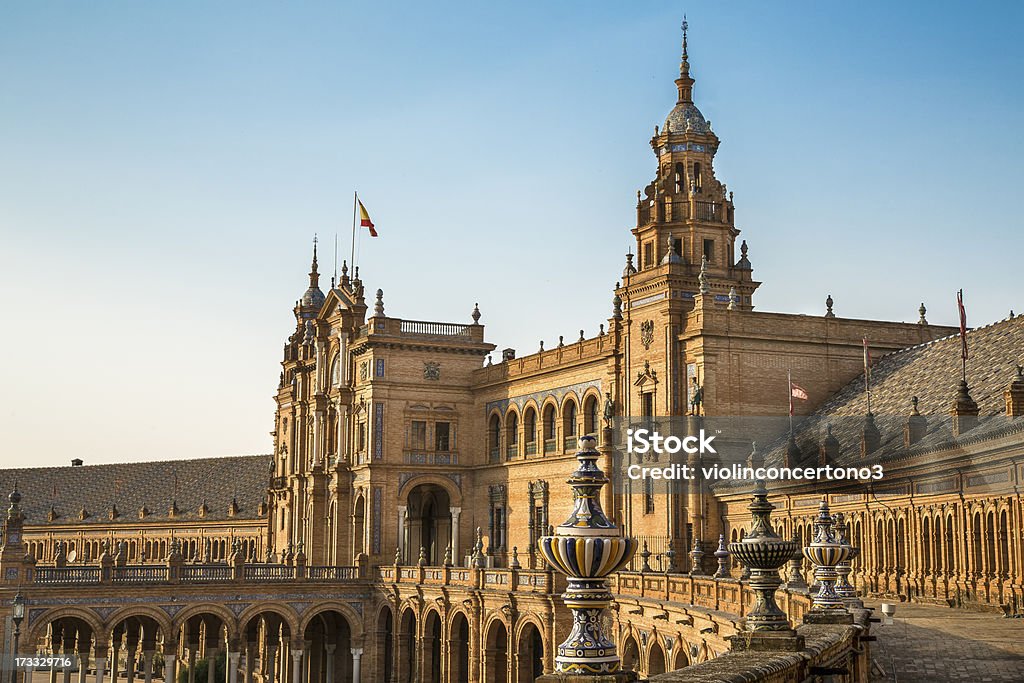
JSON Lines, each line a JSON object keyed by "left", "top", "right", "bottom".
{"left": 788, "top": 368, "right": 794, "bottom": 436}
{"left": 351, "top": 191, "right": 358, "bottom": 274}
{"left": 863, "top": 338, "right": 872, "bottom": 415}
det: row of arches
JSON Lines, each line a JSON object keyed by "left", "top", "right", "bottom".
{"left": 376, "top": 603, "right": 545, "bottom": 683}
{"left": 488, "top": 392, "right": 601, "bottom": 461}
{"left": 24, "top": 537, "right": 264, "bottom": 565}
{"left": 620, "top": 631, "right": 693, "bottom": 677}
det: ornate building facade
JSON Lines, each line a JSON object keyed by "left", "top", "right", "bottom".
{"left": 2, "top": 21, "right": 1021, "bottom": 683}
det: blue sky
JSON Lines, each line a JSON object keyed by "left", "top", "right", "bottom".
{"left": 2, "top": 1, "right": 1022, "bottom": 467}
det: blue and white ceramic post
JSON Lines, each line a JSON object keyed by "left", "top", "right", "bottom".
{"left": 539, "top": 435, "right": 639, "bottom": 675}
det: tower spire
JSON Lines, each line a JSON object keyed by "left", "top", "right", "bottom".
{"left": 676, "top": 15, "right": 695, "bottom": 104}
{"left": 309, "top": 234, "right": 320, "bottom": 288}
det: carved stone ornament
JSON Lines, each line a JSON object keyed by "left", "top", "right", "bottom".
{"left": 423, "top": 361, "right": 441, "bottom": 381}
{"left": 359, "top": 361, "right": 369, "bottom": 381}
{"left": 640, "top": 319, "right": 655, "bottom": 350}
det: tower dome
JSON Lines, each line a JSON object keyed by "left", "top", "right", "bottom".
{"left": 665, "top": 102, "right": 708, "bottom": 135}
{"left": 299, "top": 239, "right": 325, "bottom": 312}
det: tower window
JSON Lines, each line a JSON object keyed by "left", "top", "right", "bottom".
{"left": 643, "top": 242, "right": 654, "bottom": 268}
{"left": 673, "top": 236, "right": 682, "bottom": 257}
{"left": 674, "top": 163, "right": 684, "bottom": 193}
{"left": 703, "top": 239, "right": 715, "bottom": 262}
{"left": 642, "top": 392, "right": 654, "bottom": 418}
{"left": 693, "top": 162, "right": 703, "bottom": 191}
{"left": 411, "top": 421, "right": 427, "bottom": 450}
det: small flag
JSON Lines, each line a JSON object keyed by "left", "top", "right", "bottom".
{"left": 358, "top": 200, "right": 378, "bottom": 237}
{"left": 957, "top": 289, "right": 968, "bottom": 361}
{"left": 787, "top": 370, "right": 807, "bottom": 418}
{"left": 791, "top": 383, "right": 809, "bottom": 401}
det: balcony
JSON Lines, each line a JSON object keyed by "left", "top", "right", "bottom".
{"left": 506, "top": 444, "right": 518, "bottom": 460}
{"left": 525, "top": 441, "right": 537, "bottom": 456}
{"left": 403, "top": 451, "right": 459, "bottom": 465}
{"left": 543, "top": 438, "right": 557, "bottom": 453}
{"left": 563, "top": 435, "right": 577, "bottom": 451}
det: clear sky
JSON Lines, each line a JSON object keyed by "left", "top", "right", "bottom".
{"left": 2, "top": 1, "right": 1021, "bottom": 469}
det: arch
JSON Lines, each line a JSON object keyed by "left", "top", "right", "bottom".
{"left": 582, "top": 392, "right": 600, "bottom": 436}
{"left": 541, "top": 401, "right": 557, "bottom": 442}
{"left": 488, "top": 412, "right": 502, "bottom": 461}
{"left": 172, "top": 604, "right": 237, "bottom": 644}
{"left": 302, "top": 606, "right": 354, "bottom": 683}
{"left": 25, "top": 607, "right": 105, "bottom": 645}
{"left": 620, "top": 635, "right": 639, "bottom": 673}
{"left": 422, "top": 609, "right": 442, "bottom": 683}
{"left": 505, "top": 408, "right": 520, "bottom": 458}
{"left": 104, "top": 606, "right": 175, "bottom": 643}
{"left": 375, "top": 604, "right": 393, "bottom": 683}
{"left": 405, "top": 483, "right": 453, "bottom": 565}
{"left": 523, "top": 405, "right": 538, "bottom": 455}
{"left": 561, "top": 396, "right": 578, "bottom": 447}
{"left": 397, "top": 473, "right": 462, "bottom": 506}
{"left": 298, "top": 602, "right": 364, "bottom": 642}
{"left": 483, "top": 618, "right": 509, "bottom": 683}
{"left": 448, "top": 611, "right": 470, "bottom": 683}
{"left": 396, "top": 606, "right": 417, "bottom": 683}
{"left": 515, "top": 620, "right": 544, "bottom": 682}
{"left": 236, "top": 603, "right": 300, "bottom": 639}
{"left": 647, "top": 639, "right": 666, "bottom": 676}
{"left": 671, "top": 643, "right": 690, "bottom": 671}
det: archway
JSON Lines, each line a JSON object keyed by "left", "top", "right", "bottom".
{"left": 107, "top": 615, "right": 171, "bottom": 683}
{"left": 238, "top": 610, "right": 290, "bottom": 683}
{"left": 352, "top": 496, "right": 366, "bottom": 559}
{"left": 484, "top": 621, "right": 509, "bottom": 683}
{"left": 620, "top": 636, "right": 639, "bottom": 673}
{"left": 180, "top": 613, "right": 228, "bottom": 683}
{"left": 302, "top": 608, "right": 354, "bottom": 683}
{"left": 423, "top": 611, "right": 442, "bottom": 683}
{"left": 515, "top": 622, "right": 544, "bottom": 682}
{"left": 406, "top": 484, "right": 451, "bottom": 565}
{"left": 647, "top": 641, "right": 666, "bottom": 676}
{"left": 396, "top": 608, "right": 417, "bottom": 683}
{"left": 448, "top": 613, "right": 470, "bottom": 683}
{"left": 375, "top": 607, "right": 393, "bottom": 683}
{"left": 671, "top": 645, "right": 690, "bottom": 671}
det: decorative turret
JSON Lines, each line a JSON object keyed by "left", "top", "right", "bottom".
{"left": 298, "top": 237, "right": 325, "bottom": 315}
{"left": 819, "top": 424, "right": 840, "bottom": 466}
{"left": 951, "top": 379, "right": 980, "bottom": 436}
{"left": 802, "top": 498, "right": 853, "bottom": 624}
{"left": 1004, "top": 366, "right": 1024, "bottom": 417}
{"left": 905, "top": 396, "right": 927, "bottom": 446}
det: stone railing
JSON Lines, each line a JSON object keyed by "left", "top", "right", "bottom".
{"left": 374, "top": 564, "right": 559, "bottom": 594}
{"left": 31, "top": 562, "right": 364, "bottom": 586}
{"left": 649, "top": 614, "right": 871, "bottom": 683}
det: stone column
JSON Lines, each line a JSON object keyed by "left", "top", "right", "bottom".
{"left": 349, "top": 649, "right": 361, "bottom": 683}
{"left": 242, "top": 644, "right": 254, "bottom": 683}
{"left": 186, "top": 647, "right": 196, "bottom": 683}
{"left": 323, "top": 645, "right": 335, "bottom": 683}
{"left": 79, "top": 652, "right": 91, "bottom": 683}
{"left": 205, "top": 649, "right": 219, "bottom": 683}
{"left": 301, "top": 642, "right": 311, "bottom": 683}
{"left": 396, "top": 506, "right": 406, "bottom": 562}
{"left": 289, "top": 652, "right": 302, "bottom": 683}
{"left": 143, "top": 650, "right": 155, "bottom": 683}
{"left": 450, "top": 507, "right": 461, "bottom": 562}
{"left": 94, "top": 646, "right": 109, "bottom": 683}
{"left": 125, "top": 637, "right": 138, "bottom": 683}
{"left": 227, "top": 652, "right": 239, "bottom": 683}
{"left": 163, "top": 655, "right": 176, "bottom": 683}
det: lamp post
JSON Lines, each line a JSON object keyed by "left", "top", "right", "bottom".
{"left": 10, "top": 592, "right": 26, "bottom": 683}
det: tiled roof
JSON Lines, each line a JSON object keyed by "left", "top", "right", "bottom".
{"left": 752, "top": 314, "right": 1024, "bottom": 475}
{"left": 0, "top": 455, "right": 272, "bottom": 525}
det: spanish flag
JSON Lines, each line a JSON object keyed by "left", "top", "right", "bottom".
{"left": 358, "top": 199, "right": 378, "bottom": 237}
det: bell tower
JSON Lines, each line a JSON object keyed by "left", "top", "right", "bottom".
{"left": 629, "top": 18, "right": 759, "bottom": 308}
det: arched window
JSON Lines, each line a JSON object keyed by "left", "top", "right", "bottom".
{"left": 506, "top": 411, "right": 519, "bottom": 459}
{"left": 674, "top": 163, "right": 684, "bottom": 193}
{"left": 543, "top": 404, "right": 557, "bottom": 452}
{"left": 693, "top": 162, "right": 702, "bottom": 191}
{"left": 563, "top": 400, "right": 578, "bottom": 451}
{"left": 489, "top": 414, "right": 501, "bottom": 462}
{"left": 583, "top": 395, "right": 599, "bottom": 436}
{"left": 525, "top": 408, "right": 538, "bottom": 456}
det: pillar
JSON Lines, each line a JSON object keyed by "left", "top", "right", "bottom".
{"left": 323, "top": 645, "right": 335, "bottom": 683}
{"left": 227, "top": 652, "right": 239, "bottom": 683}
{"left": 301, "top": 643, "right": 310, "bottom": 683}
{"left": 289, "top": 652, "right": 302, "bottom": 683}
{"left": 349, "top": 649, "right": 361, "bottom": 683}
{"left": 205, "top": 649, "right": 219, "bottom": 683}
{"left": 450, "top": 507, "right": 461, "bottom": 562}
{"left": 186, "top": 648, "right": 196, "bottom": 683}
{"left": 79, "top": 652, "right": 91, "bottom": 683}
{"left": 143, "top": 651, "right": 155, "bottom": 683}
{"left": 163, "top": 655, "right": 176, "bottom": 683}
{"left": 110, "top": 641, "right": 121, "bottom": 683}
{"left": 396, "top": 506, "right": 406, "bottom": 560}
{"left": 242, "top": 644, "right": 254, "bottom": 683}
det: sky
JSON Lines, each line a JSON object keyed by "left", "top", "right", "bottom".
{"left": 1, "top": 1, "right": 1022, "bottom": 469}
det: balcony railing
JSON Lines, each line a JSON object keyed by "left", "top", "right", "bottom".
{"left": 506, "top": 444, "right": 518, "bottom": 460}
{"left": 112, "top": 566, "right": 167, "bottom": 584}
{"left": 35, "top": 566, "right": 101, "bottom": 584}
{"left": 563, "top": 435, "right": 577, "bottom": 451}
{"left": 180, "top": 565, "right": 232, "bottom": 583}
{"left": 244, "top": 564, "right": 294, "bottom": 581}
{"left": 525, "top": 442, "right": 537, "bottom": 456}
{"left": 543, "top": 438, "right": 557, "bottom": 453}
{"left": 490, "top": 447, "right": 500, "bottom": 462}
{"left": 399, "top": 320, "right": 473, "bottom": 337}
{"left": 403, "top": 451, "right": 459, "bottom": 465}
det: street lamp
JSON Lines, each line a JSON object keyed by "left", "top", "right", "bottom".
{"left": 10, "top": 592, "right": 26, "bottom": 683}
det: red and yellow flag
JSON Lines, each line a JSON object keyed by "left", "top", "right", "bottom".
{"left": 358, "top": 200, "right": 378, "bottom": 237}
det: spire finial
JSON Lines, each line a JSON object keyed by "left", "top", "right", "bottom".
{"left": 308, "top": 234, "right": 320, "bottom": 287}
{"left": 682, "top": 15, "right": 688, "bottom": 62}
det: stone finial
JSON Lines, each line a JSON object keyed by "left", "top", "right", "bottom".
{"left": 785, "top": 434, "right": 801, "bottom": 468}
{"left": 417, "top": 547, "right": 427, "bottom": 567}
{"left": 373, "top": 289, "right": 385, "bottom": 317}
{"left": 861, "top": 412, "right": 881, "bottom": 455}
{"left": 736, "top": 240, "right": 751, "bottom": 269}
{"left": 714, "top": 534, "right": 730, "bottom": 578}
{"left": 747, "top": 441, "right": 762, "bottom": 469}
{"left": 690, "top": 537, "right": 705, "bottom": 575}
{"left": 728, "top": 286, "right": 739, "bottom": 310}
{"left": 109, "top": 504, "right": 119, "bottom": 521}
{"left": 786, "top": 532, "right": 808, "bottom": 590}
{"left": 538, "top": 340, "right": 545, "bottom": 352}
{"left": 578, "top": 329, "right": 585, "bottom": 342}
{"left": 169, "top": 500, "right": 179, "bottom": 518}
{"left": 820, "top": 424, "right": 840, "bottom": 466}
{"left": 623, "top": 252, "right": 636, "bottom": 276}
{"left": 471, "top": 303, "right": 481, "bottom": 324}
{"left": 918, "top": 302, "right": 928, "bottom": 325}
{"left": 537, "top": 435, "right": 637, "bottom": 674}
{"left": 802, "top": 498, "right": 852, "bottom": 623}
{"left": 640, "top": 540, "right": 653, "bottom": 573}
{"left": 558, "top": 335, "right": 564, "bottom": 348}
{"left": 443, "top": 544, "right": 452, "bottom": 567}
{"left": 1006, "top": 365, "right": 1024, "bottom": 417}
{"left": 394, "top": 547, "right": 402, "bottom": 565}
{"left": 599, "top": 323, "right": 605, "bottom": 336}
{"left": 662, "top": 235, "right": 682, "bottom": 265}
{"left": 952, "top": 379, "right": 980, "bottom": 435}
{"left": 727, "top": 480, "right": 801, "bottom": 647}
{"left": 905, "top": 396, "right": 927, "bottom": 446}
{"left": 831, "top": 512, "right": 862, "bottom": 607}
{"left": 472, "top": 527, "right": 486, "bottom": 568}
{"left": 510, "top": 546, "right": 520, "bottom": 569}
{"left": 698, "top": 256, "right": 710, "bottom": 294}
{"left": 824, "top": 294, "right": 835, "bottom": 318}
{"left": 612, "top": 293, "right": 622, "bottom": 320}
